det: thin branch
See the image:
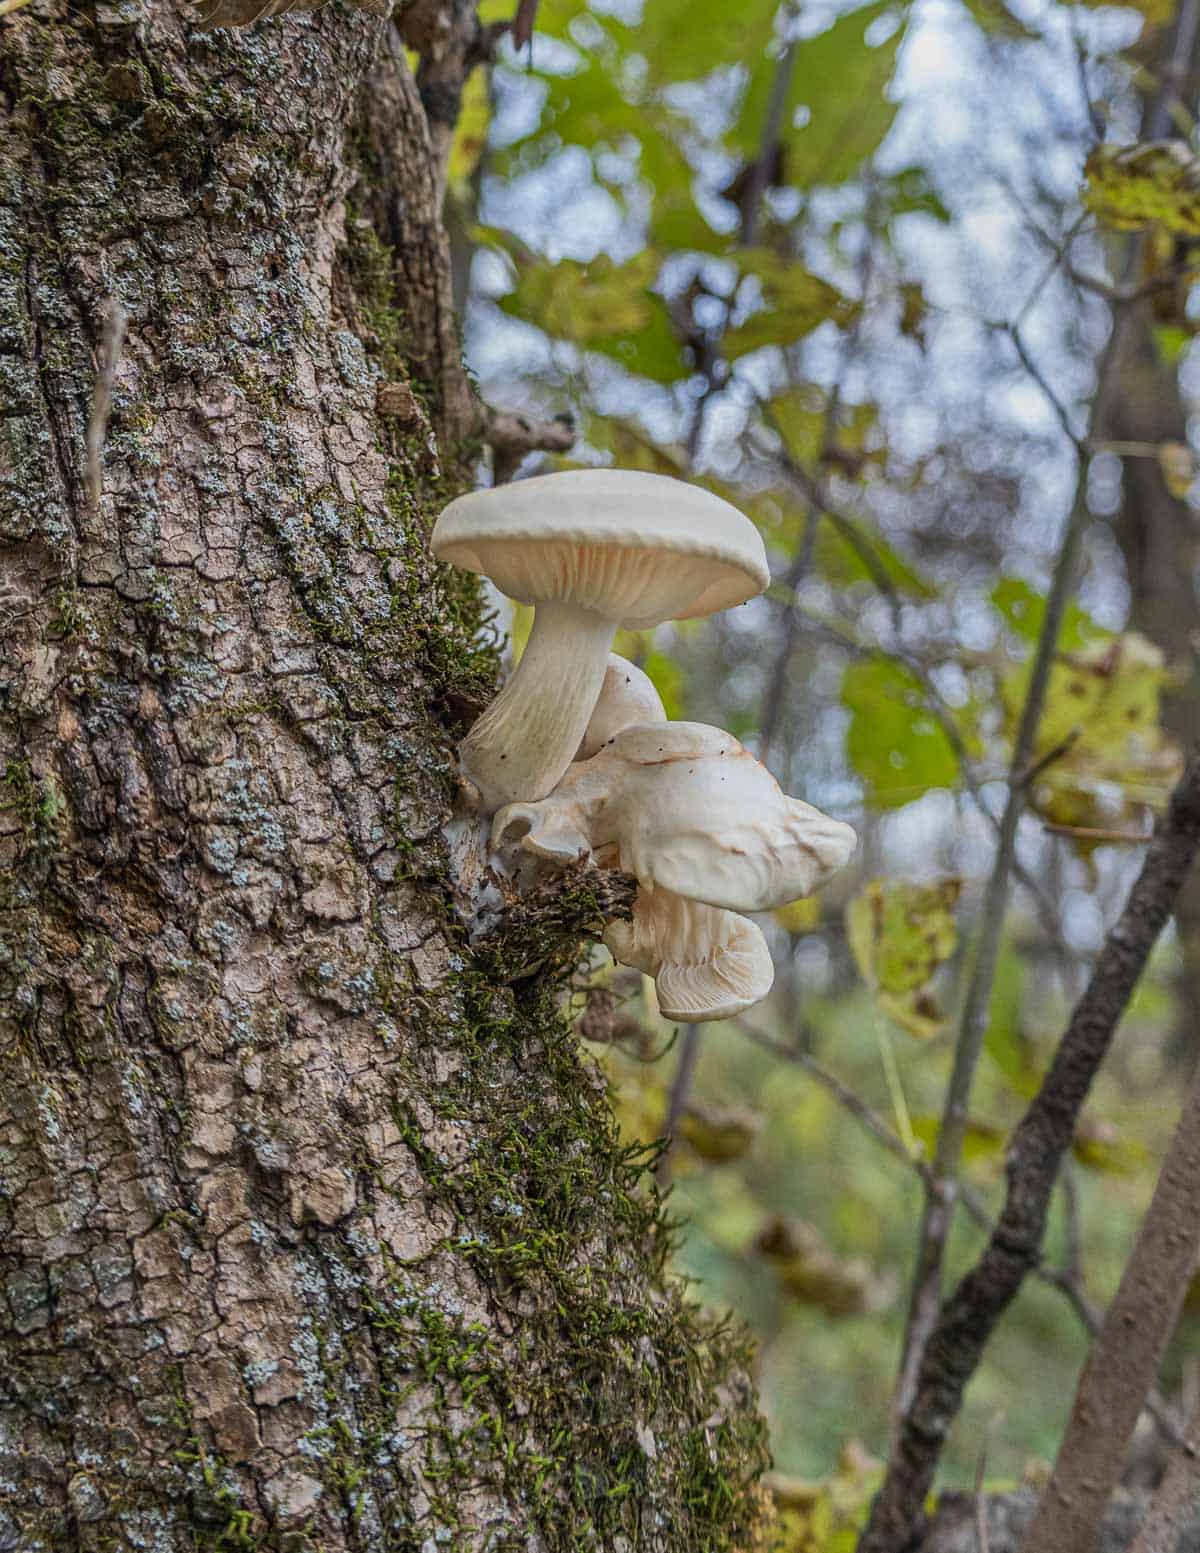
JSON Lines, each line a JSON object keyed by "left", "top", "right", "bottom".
{"left": 686, "top": 26, "right": 799, "bottom": 461}
{"left": 893, "top": 308, "right": 1124, "bottom": 1424}
{"left": 1022, "top": 1053, "right": 1200, "bottom": 1552}
{"left": 858, "top": 744, "right": 1200, "bottom": 1553}
{"left": 656, "top": 1024, "right": 702, "bottom": 1187}
{"left": 1006, "top": 324, "right": 1086, "bottom": 452}
{"left": 1147, "top": 0, "right": 1200, "bottom": 138}
{"left": 737, "top": 1020, "right": 917, "bottom": 1169}
{"left": 733, "top": 1016, "right": 1185, "bottom": 1447}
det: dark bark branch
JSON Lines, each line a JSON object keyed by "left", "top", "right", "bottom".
{"left": 859, "top": 745, "right": 1200, "bottom": 1553}
{"left": 1022, "top": 1057, "right": 1200, "bottom": 1552}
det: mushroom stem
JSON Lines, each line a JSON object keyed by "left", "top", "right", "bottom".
{"left": 461, "top": 599, "right": 615, "bottom": 813}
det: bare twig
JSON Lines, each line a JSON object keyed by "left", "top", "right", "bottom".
{"left": 686, "top": 25, "right": 799, "bottom": 461}
{"left": 1022, "top": 1053, "right": 1200, "bottom": 1552}
{"left": 656, "top": 1024, "right": 702, "bottom": 1187}
{"left": 893, "top": 306, "right": 1125, "bottom": 1426}
{"left": 1006, "top": 324, "right": 1086, "bottom": 452}
{"left": 511, "top": 0, "right": 539, "bottom": 53}
{"left": 734, "top": 1015, "right": 1194, "bottom": 1437}
{"left": 858, "top": 744, "right": 1200, "bottom": 1553}
{"left": 736, "top": 1020, "right": 918, "bottom": 1169}
{"left": 85, "top": 299, "right": 126, "bottom": 512}
{"left": 1040, "top": 821, "right": 1152, "bottom": 844}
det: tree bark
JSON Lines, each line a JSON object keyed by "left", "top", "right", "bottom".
{"left": 0, "top": 5, "right": 768, "bottom": 1549}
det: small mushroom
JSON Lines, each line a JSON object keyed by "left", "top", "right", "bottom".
{"left": 577, "top": 654, "right": 666, "bottom": 761}
{"left": 432, "top": 470, "right": 767, "bottom": 812}
{"left": 493, "top": 721, "right": 856, "bottom": 1020}
{"left": 604, "top": 888, "right": 774, "bottom": 1023}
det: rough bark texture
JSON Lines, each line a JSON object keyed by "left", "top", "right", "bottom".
{"left": 0, "top": 5, "right": 768, "bottom": 1550}
{"left": 1022, "top": 1059, "right": 1200, "bottom": 1553}
{"left": 1105, "top": 292, "right": 1200, "bottom": 1061}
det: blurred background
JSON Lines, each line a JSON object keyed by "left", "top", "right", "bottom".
{"left": 439, "top": 0, "right": 1200, "bottom": 1521}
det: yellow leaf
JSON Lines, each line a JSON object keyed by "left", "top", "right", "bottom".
{"left": 678, "top": 1100, "right": 761, "bottom": 1163}
{"left": 1158, "top": 440, "right": 1196, "bottom": 499}
{"left": 756, "top": 1216, "right": 896, "bottom": 1317}
{"left": 774, "top": 897, "right": 822, "bottom": 936}
{"left": 1084, "top": 141, "right": 1200, "bottom": 236}
{"left": 847, "top": 878, "right": 961, "bottom": 1039}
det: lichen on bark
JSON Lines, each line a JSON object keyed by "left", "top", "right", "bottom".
{"left": 0, "top": 4, "right": 768, "bottom": 1550}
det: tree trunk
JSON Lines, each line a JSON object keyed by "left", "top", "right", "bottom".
{"left": 0, "top": 6, "right": 768, "bottom": 1549}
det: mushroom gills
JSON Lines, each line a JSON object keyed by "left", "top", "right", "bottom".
{"left": 604, "top": 887, "right": 774, "bottom": 1024}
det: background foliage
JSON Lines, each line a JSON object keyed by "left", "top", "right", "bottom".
{"left": 450, "top": 0, "right": 1200, "bottom": 1534}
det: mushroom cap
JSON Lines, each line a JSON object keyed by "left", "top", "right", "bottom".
{"left": 432, "top": 469, "right": 768, "bottom": 628}
{"left": 596, "top": 722, "right": 858, "bottom": 912}
{"left": 577, "top": 654, "right": 666, "bottom": 761}
{"left": 493, "top": 720, "right": 857, "bottom": 914}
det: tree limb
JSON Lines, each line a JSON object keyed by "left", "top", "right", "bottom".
{"left": 1022, "top": 1054, "right": 1200, "bottom": 1552}
{"left": 859, "top": 744, "right": 1200, "bottom": 1553}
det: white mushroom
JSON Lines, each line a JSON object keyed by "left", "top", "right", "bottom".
{"left": 604, "top": 888, "right": 774, "bottom": 1023}
{"left": 577, "top": 654, "right": 666, "bottom": 761}
{"left": 432, "top": 470, "right": 767, "bottom": 813}
{"left": 493, "top": 721, "right": 857, "bottom": 1021}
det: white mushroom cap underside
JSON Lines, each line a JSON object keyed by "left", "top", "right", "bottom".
{"left": 605, "top": 890, "right": 774, "bottom": 1022}
{"left": 431, "top": 469, "right": 768, "bottom": 626}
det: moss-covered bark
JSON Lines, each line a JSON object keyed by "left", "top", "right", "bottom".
{"left": 0, "top": 3, "right": 768, "bottom": 1549}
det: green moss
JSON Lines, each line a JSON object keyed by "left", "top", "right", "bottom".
{"left": 2, "top": 760, "right": 64, "bottom": 845}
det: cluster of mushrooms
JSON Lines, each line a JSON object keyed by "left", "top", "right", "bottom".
{"left": 432, "top": 469, "right": 857, "bottom": 1023}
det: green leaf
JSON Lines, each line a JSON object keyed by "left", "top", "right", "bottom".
{"left": 724, "top": 250, "right": 859, "bottom": 358}
{"left": 1002, "top": 631, "right": 1183, "bottom": 851}
{"left": 738, "top": 2, "right": 905, "bottom": 191}
{"left": 841, "top": 656, "right": 963, "bottom": 809}
{"left": 883, "top": 165, "right": 951, "bottom": 223}
{"left": 847, "top": 877, "right": 961, "bottom": 1039}
{"left": 640, "top": 132, "right": 727, "bottom": 255}
{"left": 990, "top": 576, "right": 1100, "bottom": 652}
{"left": 911, "top": 1114, "right": 1005, "bottom": 1167}
{"left": 678, "top": 1101, "right": 761, "bottom": 1163}
{"left": 497, "top": 252, "right": 688, "bottom": 384}
{"left": 1155, "top": 325, "right": 1190, "bottom": 363}
{"left": 634, "top": 0, "right": 779, "bottom": 87}
{"left": 1084, "top": 141, "right": 1200, "bottom": 237}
